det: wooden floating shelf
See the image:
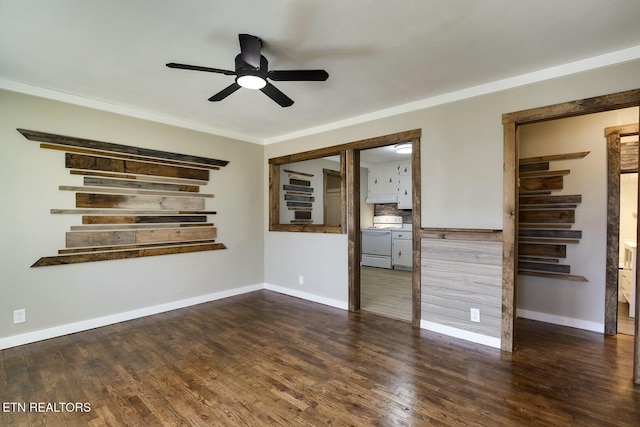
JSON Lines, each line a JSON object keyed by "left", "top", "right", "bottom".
{"left": 71, "top": 170, "right": 208, "bottom": 186}
{"left": 52, "top": 209, "right": 217, "bottom": 215}
{"left": 60, "top": 185, "right": 214, "bottom": 198}
{"left": 283, "top": 169, "right": 313, "bottom": 177}
{"left": 32, "top": 243, "right": 227, "bottom": 267}
{"left": 19, "top": 128, "right": 229, "bottom": 167}
{"left": 518, "top": 169, "right": 571, "bottom": 178}
{"left": 70, "top": 223, "right": 213, "bottom": 231}
{"left": 518, "top": 270, "right": 588, "bottom": 282}
{"left": 84, "top": 176, "right": 201, "bottom": 193}
{"left": 59, "top": 239, "right": 218, "bottom": 255}
{"left": 519, "top": 151, "right": 590, "bottom": 164}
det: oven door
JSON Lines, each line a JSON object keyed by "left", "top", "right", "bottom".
{"left": 361, "top": 229, "right": 392, "bottom": 256}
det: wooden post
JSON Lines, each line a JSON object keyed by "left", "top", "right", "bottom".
{"left": 501, "top": 121, "right": 517, "bottom": 352}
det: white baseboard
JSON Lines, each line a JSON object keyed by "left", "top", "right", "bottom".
{"left": 0, "top": 284, "right": 263, "bottom": 350}
{"left": 420, "top": 320, "right": 502, "bottom": 349}
{"left": 516, "top": 309, "right": 604, "bottom": 333}
{"left": 263, "top": 284, "right": 349, "bottom": 310}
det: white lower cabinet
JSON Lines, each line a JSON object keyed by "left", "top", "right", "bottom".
{"left": 392, "top": 231, "right": 412, "bottom": 269}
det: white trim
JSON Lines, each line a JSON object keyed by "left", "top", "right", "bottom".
{"left": 264, "top": 45, "right": 640, "bottom": 144}
{"left": 0, "top": 284, "right": 263, "bottom": 350}
{"left": 516, "top": 309, "right": 604, "bottom": 333}
{"left": 264, "top": 283, "right": 348, "bottom": 310}
{"left": 0, "top": 79, "right": 262, "bottom": 145}
{"left": 420, "top": 320, "right": 502, "bottom": 349}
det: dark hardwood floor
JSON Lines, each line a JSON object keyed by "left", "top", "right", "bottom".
{"left": 1, "top": 290, "right": 638, "bottom": 426}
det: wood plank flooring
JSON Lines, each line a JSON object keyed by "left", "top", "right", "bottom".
{"left": 618, "top": 301, "right": 635, "bottom": 336}
{"left": 1, "top": 290, "right": 639, "bottom": 426}
{"left": 360, "top": 266, "right": 412, "bottom": 321}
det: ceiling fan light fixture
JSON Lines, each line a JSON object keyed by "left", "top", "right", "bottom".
{"left": 394, "top": 142, "right": 412, "bottom": 154}
{"left": 236, "top": 74, "right": 266, "bottom": 89}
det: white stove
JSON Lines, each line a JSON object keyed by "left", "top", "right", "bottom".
{"left": 361, "top": 216, "right": 403, "bottom": 268}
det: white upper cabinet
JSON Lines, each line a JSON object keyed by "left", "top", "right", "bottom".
{"left": 366, "top": 160, "right": 412, "bottom": 208}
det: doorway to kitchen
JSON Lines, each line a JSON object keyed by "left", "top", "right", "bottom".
{"left": 359, "top": 145, "right": 413, "bottom": 321}
{"left": 345, "top": 129, "right": 421, "bottom": 327}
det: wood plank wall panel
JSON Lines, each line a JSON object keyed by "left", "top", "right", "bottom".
{"left": 75, "top": 193, "right": 205, "bottom": 210}
{"left": 84, "top": 177, "right": 201, "bottom": 192}
{"left": 82, "top": 215, "right": 207, "bottom": 224}
{"left": 19, "top": 129, "right": 228, "bottom": 267}
{"left": 66, "top": 228, "right": 217, "bottom": 248}
{"left": 421, "top": 238, "right": 502, "bottom": 338}
{"left": 65, "top": 153, "right": 210, "bottom": 181}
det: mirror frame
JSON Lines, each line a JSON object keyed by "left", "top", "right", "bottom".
{"left": 269, "top": 148, "right": 346, "bottom": 233}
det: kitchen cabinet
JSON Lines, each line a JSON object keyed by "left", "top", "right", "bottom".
{"left": 367, "top": 160, "right": 412, "bottom": 207}
{"left": 368, "top": 163, "right": 397, "bottom": 196}
{"left": 621, "top": 241, "right": 636, "bottom": 317}
{"left": 397, "top": 175, "right": 412, "bottom": 209}
{"left": 392, "top": 230, "right": 412, "bottom": 269}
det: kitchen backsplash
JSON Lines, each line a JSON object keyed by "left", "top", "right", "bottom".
{"left": 375, "top": 203, "right": 412, "bottom": 223}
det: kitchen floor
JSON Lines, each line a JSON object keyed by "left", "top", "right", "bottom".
{"left": 360, "top": 266, "right": 412, "bottom": 322}
{"left": 617, "top": 301, "right": 635, "bottom": 336}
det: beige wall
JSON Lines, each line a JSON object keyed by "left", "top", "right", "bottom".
{"left": 264, "top": 59, "right": 640, "bottom": 342}
{"left": 0, "top": 90, "right": 264, "bottom": 345}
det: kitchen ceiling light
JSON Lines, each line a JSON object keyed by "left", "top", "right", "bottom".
{"left": 236, "top": 74, "right": 267, "bottom": 89}
{"left": 394, "top": 142, "right": 412, "bottom": 154}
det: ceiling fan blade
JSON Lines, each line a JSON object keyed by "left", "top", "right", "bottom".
{"left": 239, "top": 34, "right": 262, "bottom": 69}
{"left": 166, "top": 63, "right": 235, "bottom": 76}
{"left": 208, "top": 82, "right": 241, "bottom": 102}
{"left": 260, "top": 82, "right": 294, "bottom": 107}
{"left": 268, "top": 69, "right": 329, "bottom": 81}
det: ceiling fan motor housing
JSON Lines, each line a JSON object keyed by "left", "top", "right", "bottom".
{"left": 235, "top": 54, "right": 268, "bottom": 80}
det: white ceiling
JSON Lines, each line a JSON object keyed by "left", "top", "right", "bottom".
{"left": 1, "top": 0, "right": 640, "bottom": 144}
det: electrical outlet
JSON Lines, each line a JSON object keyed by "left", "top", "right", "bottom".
{"left": 298, "top": 275, "right": 304, "bottom": 285}
{"left": 13, "top": 309, "right": 26, "bottom": 324}
{"left": 470, "top": 308, "right": 480, "bottom": 323}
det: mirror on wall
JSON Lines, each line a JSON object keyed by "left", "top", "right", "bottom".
{"left": 269, "top": 151, "right": 345, "bottom": 233}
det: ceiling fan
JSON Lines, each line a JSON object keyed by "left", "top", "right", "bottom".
{"left": 167, "top": 34, "right": 329, "bottom": 107}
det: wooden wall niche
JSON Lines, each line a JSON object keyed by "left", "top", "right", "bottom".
{"left": 518, "top": 151, "right": 589, "bottom": 282}
{"left": 19, "top": 129, "right": 229, "bottom": 267}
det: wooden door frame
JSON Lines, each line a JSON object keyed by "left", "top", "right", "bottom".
{"left": 501, "top": 88, "right": 640, "bottom": 384}
{"left": 346, "top": 129, "right": 422, "bottom": 327}
{"left": 604, "top": 124, "right": 639, "bottom": 336}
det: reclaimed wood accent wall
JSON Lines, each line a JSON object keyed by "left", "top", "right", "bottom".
{"left": 518, "top": 151, "right": 589, "bottom": 282}
{"left": 420, "top": 230, "right": 503, "bottom": 339}
{"left": 283, "top": 169, "right": 315, "bottom": 224}
{"left": 18, "top": 129, "right": 228, "bottom": 267}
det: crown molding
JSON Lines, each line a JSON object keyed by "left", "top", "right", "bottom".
{"left": 263, "top": 44, "right": 640, "bottom": 144}
{"left": 0, "top": 79, "right": 262, "bottom": 144}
